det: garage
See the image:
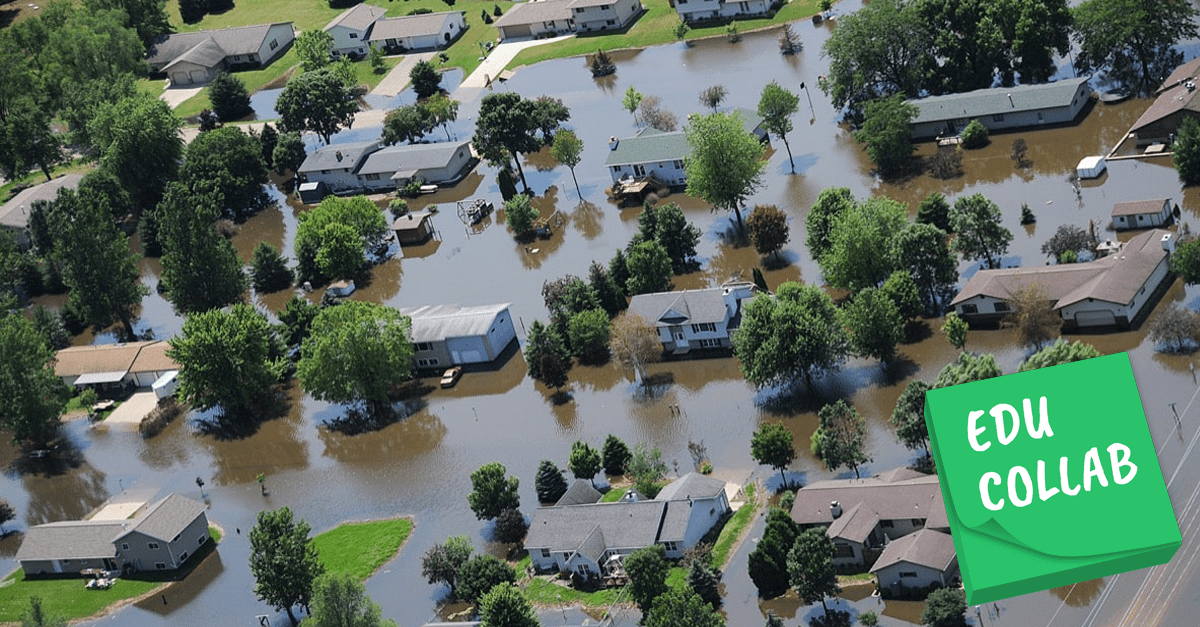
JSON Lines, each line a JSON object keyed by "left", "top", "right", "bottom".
{"left": 1074, "top": 310, "right": 1117, "bottom": 327}
{"left": 171, "top": 72, "right": 192, "bottom": 85}
{"left": 501, "top": 23, "right": 531, "bottom": 38}
{"left": 190, "top": 69, "right": 210, "bottom": 84}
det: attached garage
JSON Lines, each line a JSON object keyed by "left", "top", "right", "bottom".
{"left": 500, "top": 23, "right": 532, "bottom": 38}
{"left": 190, "top": 69, "right": 210, "bottom": 83}
{"left": 171, "top": 72, "right": 192, "bottom": 85}
{"left": 1073, "top": 310, "right": 1117, "bottom": 327}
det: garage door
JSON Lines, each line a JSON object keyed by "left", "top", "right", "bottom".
{"left": 1075, "top": 310, "right": 1116, "bottom": 327}
{"left": 502, "top": 24, "right": 532, "bottom": 39}
{"left": 451, "top": 350, "right": 484, "bottom": 363}
{"left": 171, "top": 72, "right": 192, "bottom": 85}
{"left": 190, "top": 70, "right": 209, "bottom": 84}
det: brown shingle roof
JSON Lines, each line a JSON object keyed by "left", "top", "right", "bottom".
{"left": 1131, "top": 62, "right": 1200, "bottom": 132}
{"left": 130, "top": 342, "right": 178, "bottom": 373}
{"left": 870, "top": 528, "right": 956, "bottom": 572}
{"left": 55, "top": 341, "right": 178, "bottom": 379}
{"left": 493, "top": 0, "right": 573, "bottom": 27}
{"left": 790, "top": 469, "right": 949, "bottom": 543}
{"left": 392, "top": 211, "right": 433, "bottom": 233}
{"left": 1112, "top": 199, "right": 1169, "bottom": 217}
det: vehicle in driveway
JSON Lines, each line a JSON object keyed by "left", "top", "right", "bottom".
{"left": 440, "top": 367, "right": 463, "bottom": 388}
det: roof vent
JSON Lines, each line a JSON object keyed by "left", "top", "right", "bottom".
{"left": 1007, "top": 93, "right": 1014, "bottom": 108}
{"left": 335, "top": 151, "right": 344, "bottom": 162}
{"left": 831, "top": 500, "right": 842, "bottom": 518}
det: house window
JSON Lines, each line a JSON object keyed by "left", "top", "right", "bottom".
{"left": 992, "top": 114, "right": 1004, "bottom": 122}
{"left": 961, "top": 304, "right": 978, "bottom": 314}
{"left": 900, "top": 571, "right": 918, "bottom": 578}
{"left": 1037, "top": 112, "right": 1044, "bottom": 121}
{"left": 270, "top": 38, "right": 279, "bottom": 50}
{"left": 232, "top": 55, "right": 240, "bottom": 62}
{"left": 662, "top": 541, "right": 679, "bottom": 552}
{"left": 673, "top": 160, "right": 683, "bottom": 169}
{"left": 691, "top": 323, "right": 716, "bottom": 333}
{"left": 678, "top": 0, "right": 686, "bottom": 4}
{"left": 364, "top": 173, "right": 380, "bottom": 181}
{"left": 834, "top": 543, "right": 855, "bottom": 558}
{"left": 155, "top": 562, "right": 167, "bottom": 570}
{"left": 350, "top": 32, "right": 358, "bottom": 38}
{"left": 179, "top": 551, "right": 189, "bottom": 562}
{"left": 880, "top": 520, "right": 894, "bottom": 528}
{"left": 322, "top": 170, "right": 329, "bottom": 174}
{"left": 540, "top": 549, "right": 550, "bottom": 558}
{"left": 122, "top": 543, "right": 130, "bottom": 551}
{"left": 148, "top": 542, "right": 160, "bottom": 550}
{"left": 417, "top": 358, "right": 439, "bottom": 367}
{"left": 416, "top": 342, "right": 433, "bottom": 351}
{"left": 698, "top": 338, "right": 721, "bottom": 348}
{"left": 173, "top": 533, "right": 181, "bottom": 542}
{"left": 633, "top": 164, "right": 646, "bottom": 176}
{"left": 993, "top": 302, "right": 1009, "bottom": 312}
{"left": 198, "top": 535, "right": 208, "bottom": 545}
{"left": 606, "top": 19, "right": 615, "bottom": 24}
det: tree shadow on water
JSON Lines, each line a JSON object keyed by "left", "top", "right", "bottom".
{"left": 193, "top": 390, "right": 292, "bottom": 441}
{"left": 808, "top": 609, "right": 852, "bottom": 627}
{"left": 7, "top": 437, "right": 86, "bottom": 478}
{"left": 630, "top": 372, "right": 675, "bottom": 404}
{"left": 323, "top": 398, "right": 430, "bottom": 436}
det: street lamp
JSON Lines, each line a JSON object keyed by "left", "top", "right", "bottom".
{"left": 799, "top": 81, "right": 816, "bottom": 121}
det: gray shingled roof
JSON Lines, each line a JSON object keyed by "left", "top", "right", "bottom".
{"left": 356, "top": 141, "right": 470, "bottom": 177}
{"left": 129, "top": 494, "right": 207, "bottom": 542}
{"left": 605, "top": 126, "right": 688, "bottom": 166}
{"left": 146, "top": 23, "right": 293, "bottom": 67}
{"left": 298, "top": 140, "right": 381, "bottom": 174}
{"left": 162, "top": 37, "right": 227, "bottom": 72}
{"left": 870, "top": 528, "right": 956, "bottom": 572}
{"left": 526, "top": 501, "right": 667, "bottom": 552}
{"left": 398, "top": 303, "right": 512, "bottom": 343}
{"left": 790, "top": 469, "right": 949, "bottom": 542}
{"left": 574, "top": 524, "right": 607, "bottom": 562}
{"left": 1112, "top": 199, "right": 1169, "bottom": 217}
{"left": 556, "top": 480, "right": 603, "bottom": 506}
{"left": 655, "top": 472, "right": 726, "bottom": 502}
{"left": 0, "top": 173, "right": 83, "bottom": 230}
{"left": 324, "top": 3, "right": 387, "bottom": 32}
{"left": 15, "top": 521, "right": 125, "bottom": 561}
{"left": 368, "top": 12, "right": 461, "bottom": 42}
{"left": 907, "top": 77, "right": 1091, "bottom": 125}
{"left": 628, "top": 287, "right": 730, "bottom": 327}
{"left": 392, "top": 210, "right": 433, "bottom": 234}
{"left": 657, "top": 500, "right": 692, "bottom": 543}
{"left": 493, "top": 0, "right": 573, "bottom": 27}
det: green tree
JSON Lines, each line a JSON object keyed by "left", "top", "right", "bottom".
{"left": 732, "top": 282, "right": 848, "bottom": 388}
{"left": 473, "top": 92, "right": 542, "bottom": 190}
{"left": 939, "top": 315, "right": 967, "bottom": 354}
{"left": 684, "top": 110, "right": 766, "bottom": 231}
{"left": 272, "top": 131, "right": 307, "bottom": 176}
{"left": 381, "top": 103, "right": 434, "bottom": 145}
{"left": 568, "top": 440, "right": 602, "bottom": 486}
{"left": 921, "top": 587, "right": 968, "bottom": 627}
{"left": 249, "top": 507, "right": 325, "bottom": 626}
{"left": 1018, "top": 338, "right": 1102, "bottom": 371}
{"left": 1041, "top": 224, "right": 1092, "bottom": 262}
{"left": 421, "top": 536, "right": 473, "bottom": 597}
{"left": 535, "top": 459, "right": 568, "bottom": 503}
{"left": 860, "top": 611, "right": 879, "bottom": 626}
{"left": 424, "top": 93, "right": 459, "bottom": 140}
{"left": 932, "top": 351, "right": 1001, "bottom": 388}
{"left": 949, "top": 193, "right": 1012, "bottom": 269}
{"left": 209, "top": 71, "right": 253, "bottom": 122}
{"left": 181, "top": 125, "right": 270, "bottom": 219}
{"left": 504, "top": 194, "right": 537, "bottom": 236}
{"left": 820, "top": 0, "right": 932, "bottom": 115}
{"left": 307, "top": 573, "right": 396, "bottom": 627}
{"left": 297, "top": 301, "right": 413, "bottom": 419}
{"left": 880, "top": 270, "right": 922, "bottom": 320}
{"left": 805, "top": 187, "right": 855, "bottom": 261}
{"left": 602, "top": 434, "right": 632, "bottom": 475}
{"left": 608, "top": 312, "right": 661, "bottom": 383}
{"left": 1149, "top": 304, "right": 1200, "bottom": 353}
{"left": 686, "top": 559, "right": 722, "bottom": 608}
{"left": 627, "top": 442, "right": 668, "bottom": 497}
{"left": 478, "top": 583, "right": 539, "bottom": 627}
{"left": 757, "top": 81, "right": 799, "bottom": 171}
{"left": 750, "top": 423, "right": 795, "bottom": 489}
{"left": 1073, "top": 0, "right": 1199, "bottom": 96}
{"left": 699, "top": 84, "right": 727, "bottom": 111}
{"left": 645, "top": 587, "right": 725, "bottom": 627}
{"left": 820, "top": 196, "right": 907, "bottom": 293}
{"left": 30, "top": 306, "right": 69, "bottom": 351}
{"left": 410, "top": 60, "right": 442, "bottom": 99}
{"left": 19, "top": 595, "right": 65, "bottom": 627}
{"left": 787, "top": 527, "right": 841, "bottom": 615}
{"left": 811, "top": 400, "right": 871, "bottom": 478}
{"left": 841, "top": 287, "right": 904, "bottom": 363}
{"left": 178, "top": 0, "right": 205, "bottom": 22}
{"left": 294, "top": 195, "right": 388, "bottom": 284}
{"left": 88, "top": 92, "right": 183, "bottom": 211}
{"left": 0, "top": 314, "right": 69, "bottom": 449}
{"left": 891, "top": 379, "right": 931, "bottom": 457}
{"left": 277, "top": 68, "right": 359, "bottom": 144}
{"left": 746, "top": 204, "right": 790, "bottom": 260}
{"left": 531, "top": 96, "right": 571, "bottom": 144}
{"left": 622, "top": 86, "right": 643, "bottom": 123}
{"left": 625, "top": 241, "right": 672, "bottom": 295}
{"left": 853, "top": 94, "right": 917, "bottom": 177}
{"left": 748, "top": 509, "right": 800, "bottom": 599}
{"left": 251, "top": 242, "right": 293, "bottom": 293}
{"left": 1175, "top": 116, "right": 1200, "bottom": 185}
{"left": 278, "top": 295, "right": 320, "bottom": 347}
{"left": 674, "top": 18, "right": 690, "bottom": 43}
{"left": 468, "top": 462, "right": 520, "bottom": 520}
{"left": 625, "top": 544, "right": 669, "bottom": 616}
{"left": 157, "top": 185, "right": 247, "bottom": 314}
{"left": 959, "top": 118, "right": 989, "bottom": 148}
{"left": 524, "top": 319, "right": 570, "bottom": 391}
{"left": 457, "top": 555, "right": 516, "bottom": 603}
{"left": 295, "top": 29, "right": 334, "bottom": 71}
{"left": 42, "top": 8, "right": 147, "bottom": 103}
{"left": 589, "top": 261, "right": 626, "bottom": 317}
{"left": 85, "top": 0, "right": 171, "bottom": 47}
{"left": 567, "top": 308, "right": 610, "bottom": 363}
{"left": 551, "top": 129, "right": 584, "bottom": 198}
{"left": 169, "top": 304, "right": 284, "bottom": 418}
{"left": 917, "top": 192, "right": 952, "bottom": 233}
{"left": 1003, "top": 282, "right": 1060, "bottom": 349}
{"left": 632, "top": 203, "right": 700, "bottom": 273}
{"left": 0, "top": 97, "right": 61, "bottom": 181}
{"left": 892, "top": 223, "right": 958, "bottom": 314}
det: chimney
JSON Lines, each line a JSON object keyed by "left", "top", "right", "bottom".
{"left": 830, "top": 501, "right": 842, "bottom": 518}
{"left": 608, "top": 136, "right": 619, "bottom": 150}
{"left": 1162, "top": 233, "right": 1175, "bottom": 253}
{"left": 335, "top": 151, "right": 344, "bottom": 162}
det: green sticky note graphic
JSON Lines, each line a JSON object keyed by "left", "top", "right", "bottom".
{"left": 924, "top": 353, "right": 1181, "bottom": 605}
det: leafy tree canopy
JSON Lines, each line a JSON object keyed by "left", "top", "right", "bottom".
{"left": 751, "top": 422, "right": 795, "bottom": 488}
{"left": 1073, "top": 0, "right": 1199, "bottom": 96}
{"left": 467, "top": 462, "right": 520, "bottom": 520}
{"left": 277, "top": 67, "right": 359, "bottom": 144}
{"left": 168, "top": 304, "right": 284, "bottom": 418}
{"left": 249, "top": 507, "right": 325, "bottom": 626}
{"left": 812, "top": 399, "right": 871, "bottom": 478}
{"left": 1018, "top": 338, "right": 1101, "bottom": 371}
{"left": 852, "top": 94, "right": 916, "bottom": 177}
{"left": 949, "top": 193, "right": 1012, "bottom": 269}
{"left": 684, "top": 111, "right": 765, "bottom": 230}
{"left": 732, "top": 282, "right": 847, "bottom": 388}
{"left": 0, "top": 314, "right": 69, "bottom": 449}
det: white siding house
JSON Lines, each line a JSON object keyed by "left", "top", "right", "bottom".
{"left": 367, "top": 11, "right": 466, "bottom": 52}
{"left": 355, "top": 141, "right": 474, "bottom": 191}
{"left": 323, "top": 4, "right": 387, "bottom": 57}
{"left": 147, "top": 23, "right": 295, "bottom": 85}
{"left": 398, "top": 303, "right": 517, "bottom": 369}
{"left": 627, "top": 280, "right": 759, "bottom": 354}
{"left": 493, "top": 0, "right": 574, "bottom": 40}
{"left": 675, "top": 0, "right": 778, "bottom": 22}
{"left": 606, "top": 110, "right": 764, "bottom": 187}
{"left": 570, "top": 0, "right": 642, "bottom": 32}
{"left": 297, "top": 140, "right": 382, "bottom": 195}
{"left": 907, "top": 77, "right": 1092, "bottom": 140}
{"left": 1112, "top": 198, "right": 1173, "bottom": 230}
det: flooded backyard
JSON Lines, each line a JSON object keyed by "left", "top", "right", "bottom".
{"left": 7, "top": 12, "right": 1200, "bottom": 627}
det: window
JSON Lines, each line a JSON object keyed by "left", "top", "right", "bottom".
{"left": 633, "top": 164, "right": 646, "bottom": 176}
{"left": 179, "top": 551, "right": 189, "bottom": 562}
{"left": 155, "top": 562, "right": 167, "bottom": 570}
{"left": 364, "top": 173, "right": 380, "bottom": 181}
{"left": 698, "top": 338, "right": 721, "bottom": 348}
{"left": 993, "top": 302, "right": 1009, "bottom": 312}
{"left": 992, "top": 114, "right": 1004, "bottom": 122}
{"left": 673, "top": 160, "right": 683, "bottom": 169}
{"left": 661, "top": 541, "right": 679, "bottom": 552}
{"left": 900, "top": 571, "right": 918, "bottom": 578}
{"left": 606, "top": 19, "right": 615, "bottom": 24}
{"left": 961, "top": 304, "right": 978, "bottom": 314}
{"left": 350, "top": 32, "right": 358, "bottom": 38}
{"left": 122, "top": 543, "right": 130, "bottom": 551}
{"left": 173, "top": 533, "right": 181, "bottom": 542}
{"left": 1037, "top": 112, "right": 1044, "bottom": 121}
{"left": 269, "top": 38, "right": 279, "bottom": 50}
{"left": 416, "top": 342, "right": 433, "bottom": 351}
{"left": 540, "top": 548, "right": 550, "bottom": 558}
{"left": 198, "top": 535, "right": 208, "bottom": 545}
{"left": 148, "top": 542, "right": 160, "bottom": 550}
{"left": 879, "top": 520, "right": 894, "bottom": 528}
{"left": 417, "top": 358, "right": 439, "bottom": 367}
{"left": 574, "top": 8, "right": 583, "bottom": 13}
{"left": 322, "top": 169, "right": 329, "bottom": 174}
{"left": 232, "top": 55, "right": 240, "bottom": 62}
{"left": 834, "top": 543, "right": 855, "bottom": 558}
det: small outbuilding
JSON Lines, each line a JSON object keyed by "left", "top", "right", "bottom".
{"left": 392, "top": 211, "right": 435, "bottom": 245}
{"left": 297, "top": 181, "right": 328, "bottom": 204}
{"left": 1112, "top": 198, "right": 1172, "bottom": 230}
{"left": 1076, "top": 155, "right": 1107, "bottom": 179}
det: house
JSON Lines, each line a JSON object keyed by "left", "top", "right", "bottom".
{"left": 146, "top": 23, "right": 295, "bottom": 85}
{"left": 368, "top": 11, "right": 467, "bottom": 53}
{"left": 16, "top": 494, "right": 210, "bottom": 576}
{"left": 493, "top": 0, "right": 575, "bottom": 41}
{"left": 950, "top": 228, "right": 1175, "bottom": 329}
{"left": 790, "top": 468, "right": 950, "bottom": 571}
{"left": 355, "top": 140, "right": 474, "bottom": 191}
{"left": 298, "top": 140, "right": 382, "bottom": 195}
{"left": 1112, "top": 198, "right": 1173, "bottom": 230}
{"left": 605, "top": 110, "right": 765, "bottom": 186}
{"left": 398, "top": 303, "right": 517, "bottom": 368}
{"left": 906, "top": 77, "right": 1092, "bottom": 140}
{"left": 570, "top": 0, "right": 642, "bottom": 32}
{"left": 392, "top": 211, "right": 435, "bottom": 245}
{"left": 323, "top": 4, "right": 387, "bottom": 57}
{"left": 674, "top": 0, "right": 780, "bottom": 23}
{"left": 869, "top": 529, "right": 959, "bottom": 590}
{"left": 526, "top": 473, "right": 731, "bottom": 580}
{"left": 1130, "top": 57, "right": 1200, "bottom": 145}
{"left": 54, "top": 341, "right": 180, "bottom": 391}
{"left": 0, "top": 174, "right": 83, "bottom": 249}
{"left": 627, "top": 280, "right": 759, "bottom": 354}
{"left": 556, "top": 479, "right": 603, "bottom": 506}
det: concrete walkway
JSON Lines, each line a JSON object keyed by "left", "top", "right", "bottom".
{"left": 158, "top": 81, "right": 206, "bottom": 108}
{"left": 372, "top": 52, "right": 437, "bottom": 97}
{"left": 104, "top": 390, "right": 159, "bottom": 427}
{"left": 452, "top": 35, "right": 573, "bottom": 102}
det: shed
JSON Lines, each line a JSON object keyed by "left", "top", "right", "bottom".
{"left": 1076, "top": 156, "right": 1106, "bottom": 179}
{"left": 392, "top": 211, "right": 435, "bottom": 245}
{"left": 1112, "top": 198, "right": 1172, "bottom": 230}
{"left": 298, "top": 181, "right": 328, "bottom": 204}
{"left": 152, "top": 371, "right": 179, "bottom": 399}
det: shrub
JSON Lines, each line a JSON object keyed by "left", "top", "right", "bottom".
{"left": 960, "top": 118, "right": 989, "bottom": 148}
{"left": 493, "top": 508, "right": 528, "bottom": 543}
{"left": 700, "top": 461, "right": 713, "bottom": 474}
{"left": 79, "top": 388, "right": 99, "bottom": 409}
{"left": 726, "top": 23, "right": 740, "bottom": 43}
{"left": 388, "top": 198, "right": 409, "bottom": 218}
{"left": 494, "top": 3, "right": 502, "bottom": 15}
{"left": 140, "top": 397, "right": 184, "bottom": 438}
{"left": 1020, "top": 203, "right": 1036, "bottom": 224}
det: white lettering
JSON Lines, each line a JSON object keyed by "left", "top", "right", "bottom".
{"left": 1008, "top": 465, "right": 1033, "bottom": 507}
{"left": 969, "top": 410, "right": 990, "bottom": 452}
{"left": 1083, "top": 447, "right": 1109, "bottom": 491}
{"left": 1037, "top": 459, "right": 1059, "bottom": 501}
{"left": 992, "top": 404, "right": 1019, "bottom": 446}
{"left": 980, "top": 472, "right": 1004, "bottom": 511}
{"left": 1108, "top": 443, "right": 1137, "bottom": 485}
{"left": 1060, "top": 456, "right": 1080, "bottom": 496}
{"left": 1023, "top": 397, "right": 1053, "bottom": 439}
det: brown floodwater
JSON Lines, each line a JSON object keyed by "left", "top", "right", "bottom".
{"left": 10, "top": 14, "right": 1200, "bottom": 627}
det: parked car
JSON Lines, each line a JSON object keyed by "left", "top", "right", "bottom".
{"left": 440, "top": 367, "right": 463, "bottom": 388}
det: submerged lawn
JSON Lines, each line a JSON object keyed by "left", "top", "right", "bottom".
{"left": 312, "top": 517, "right": 414, "bottom": 581}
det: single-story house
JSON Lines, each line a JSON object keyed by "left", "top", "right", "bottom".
{"left": 526, "top": 473, "right": 731, "bottom": 581}
{"left": 392, "top": 211, "right": 435, "bottom": 245}
{"left": 950, "top": 228, "right": 1175, "bottom": 329}
{"left": 398, "top": 302, "right": 517, "bottom": 368}
{"left": 570, "top": 0, "right": 642, "bottom": 32}
{"left": 493, "top": 0, "right": 575, "bottom": 41}
{"left": 367, "top": 11, "right": 467, "bottom": 52}
{"left": 606, "top": 110, "right": 764, "bottom": 186}
{"left": 1130, "top": 57, "right": 1200, "bottom": 145}
{"left": 627, "top": 280, "right": 759, "bottom": 355}
{"left": 146, "top": 22, "right": 295, "bottom": 85}
{"left": 1112, "top": 198, "right": 1173, "bottom": 230}
{"left": 675, "top": 0, "right": 780, "bottom": 23}
{"left": 323, "top": 3, "right": 387, "bottom": 57}
{"left": 298, "top": 140, "right": 382, "bottom": 195}
{"left": 906, "top": 76, "right": 1092, "bottom": 140}
{"left": 790, "top": 468, "right": 950, "bottom": 571}
{"left": 0, "top": 174, "right": 83, "bottom": 249}
{"left": 355, "top": 140, "right": 474, "bottom": 191}
{"left": 54, "top": 341, "right": 180, "bottom": 390}
{"left": 16, "top": 494, "right": 210, "bottom": 576}
{"left": 869, "top": 529, "right": 959, "bottom": 590}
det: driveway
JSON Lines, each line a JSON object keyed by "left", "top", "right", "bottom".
{"left": 452, "top": 35, "right": 573, "bottom": 102}
{"left": 372, "top": 52, "right": 437, "bottom": 97}
{"left": 158, "top": 81, "right": 206, "bottom": 109}
{"left": 104, "top": 390, "right": 160, "bottom": 427}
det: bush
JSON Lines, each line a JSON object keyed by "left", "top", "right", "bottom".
{"left": 493, "top": 508, "right": 528, "bottom": 543}
{"left": 779, "top": 490, "right": 795, "bottom": 512}
{"left": 700, "top": 461, "right": 713, "bottom": 474}
{"left": 960, "top": 118, "right": 989, "bottom": 149}
{"left": 251, "top": 242, "right": 293, "bottom": 293}
{"left": 1020, "top": 203, "right": 1036, "bottom": 224}
{"left": 726, "top": 23, "right": 740, "bottom": 43}
{"left": 388, "top": 198, "right": 409, "bottom": 218}
{"left": 79, "top": 388, "right": 99, "bottom": 409}
{"left": 140, "top": 397, "right": 184, "bottom": 438}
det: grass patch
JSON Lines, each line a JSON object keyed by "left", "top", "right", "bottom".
{"left": 523, "top": 576, "right": 626, "bottom": 606}
{"left": 209, "top": 526, "right": 222, "bottom": 543}
{"left": 311, "top": 517, "right": 413, "bottom": 581}
{"left": 0, "top": 570, "right": 160, "bottom": 623}
{"left": 508, "top": 0, "right": 822, "bottom": 70}
{"left": 665, "top": 565, "right": 687, "bottom": 591}
{"left": 709, "top": 482, "right": 757, "bottom": 569}
{"left": 838, "top": 571, "right": 877, "bottom": 584}
{"left": 600, "top": 480, "right": 668, "bottom": 503}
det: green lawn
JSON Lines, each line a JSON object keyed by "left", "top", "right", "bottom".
{"left": 523, "top": 576, "right": 627, "bottom": 606}
{"left": 508, "top": 0, "right": 822, "bottom": 70}
{"left": 600, "top": 481, "right": 668, "bottom": 503}
{"left": 311, "top": 518, "right": 413, "bottom": 581}
{"left": 710, "top": 482, "right": 756, "bottom": 569}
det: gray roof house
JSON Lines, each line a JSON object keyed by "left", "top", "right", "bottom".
{"left": 605, "top": 109, "right": 765, "bottom": 186}
{"left": 298, "top": 140, "right": 383, "bottom": 196}
{"left": 16, "top": 494, "right": 210, "bottom": 576}
{"left": 399, "top": 302, "right": 518, "bottom": 368}
{"left": 907, "top": 76, "right": 1092, "bottom": 140}
{"left": 146, "top": 23, "right": 295, "bottom": 86}
{"left": 526, "top": 472, "right": 731, "bottom": 582}
{"left": 556, "top": 479, "right": 604, "bottom": 506}
{"left": 356, "top": 140, "right": 474, "bottom": 191}
{"left": 493, "top": 0, "right": 575, "bottom": 40}
{"left": 323, "top": 4, "right": 387, "bottom": 56}
{"left": 0, "top": 173, "right": 82, "bottom": 249}
{"left": 367, "top": 11, "right": 468, "bottom": 52}
{"left": 627, "top": 280, "right": 759, "bottom": 355}
{"left": 870, "top": 528, "right": 959, "bottom": 591}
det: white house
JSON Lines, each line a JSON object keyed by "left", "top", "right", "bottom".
{"left": 951, "top": 229, "right": 1175, "bottom": 330}
{"left": 870, "top": 529, "right": 959, "bottom": 591}
{"left": 570, "top": 0, "right": 642, "bottom": 32}
{"left": 0, "top": 173, "right": 82, "bottom": 249}
{"left": 146, "top": 23, "right": 295, "bottom": 85}
{"left": 355, "top": 140, "right": 474, "bottom": 191}
{"left": 493, "top": 0, "right": 575, "bottom": 40}
{"left": 323, "top": 4, "right": 387, "bottom": 57}
{"left": 1112, "top": 198, "right": 1173, "bottom": 230}
{"left": 606, "top": 109, "right": 765, "bottom": 186}
{"left": 367, "top": 11, "right": 467, "bottom": 52}
{"left": 525, "top": 473, "right": 731, "bottom": 581}
{"left": 674, "top": 0, "right": 780, "bottom": 23}
{"left": 54, "top": 341, "right": 180, "bottom": 391}
{"left": 398, "top": 303, "right": 517, "bottom": 368}
{"left": 907, "top": 77, "right": 1092, "bottom": 140}
{"left": 297, "top": 140, "right": 382, "bottom": 195}
{"left": 627, "top": 280, "right": 759, "bottom": 355}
